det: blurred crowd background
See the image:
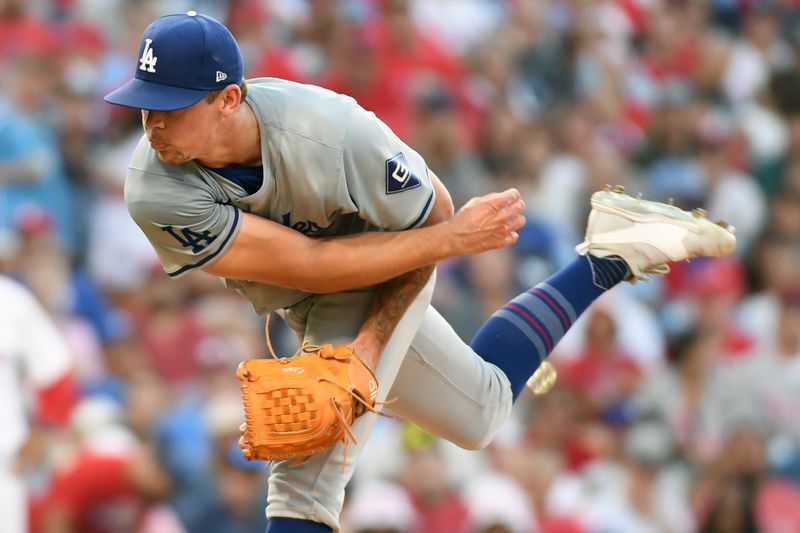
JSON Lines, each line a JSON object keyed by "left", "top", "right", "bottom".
{"left": 2, "top": 0, "right": 800, "bottom": 532}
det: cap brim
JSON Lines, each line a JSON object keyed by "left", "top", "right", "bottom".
{"left": 104, "top": 78, "right": 209, "bottom": 111}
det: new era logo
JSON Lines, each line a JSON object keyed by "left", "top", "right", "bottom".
{"left": 216, "top": 71, "right": 227, "bottom": 82}
{"left": 385, "top": 153, "right": 421, "bottom": 194}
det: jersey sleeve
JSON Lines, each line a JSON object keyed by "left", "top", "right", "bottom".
{"left": 125, "top": 169, "right": 241, "bottom": 278}
{"left": 341, "top": 106, "right": 435, "bottom": 230}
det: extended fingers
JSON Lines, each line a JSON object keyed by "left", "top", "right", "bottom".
{"left": 488, "top": 188, "right": 521, "bottom": 210}
{"left": 500, "top": 200, "right": 525, "bottom": 244}
{"left": 461, "top": 188, "right": 523, "bottom": 214}
{"left": 477, "top": 188, "right": 521, "bottom": 212}
{"left": 500, "top": 187, "right": 521, "bottom": 203}
{"left": 509, "top": 213, "right": 526, "bottom": 230}
{"left": 497, "top": 210, "right": 525, "bottom": 246}
{"left": 506, "top": 197, "right": 526, "bottom": 215}
{"left": 238, "top": 422, "right": 251, "bottom": 454}
{"left": 497, "top": 198, "right": 526, "bottom": 226}
{"left": 239, "top": 435, "right": 252, "bottom": 459}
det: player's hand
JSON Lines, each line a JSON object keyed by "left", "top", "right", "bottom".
{"left": 238, "top": 422, "right": 252, "bottom": 459}
{"left": 445, "top": 188, "right": 526, "bottom": 255}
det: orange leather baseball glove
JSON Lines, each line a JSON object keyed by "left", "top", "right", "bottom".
{"left": 237, "top": 342, "right": 379, "bottom": 462}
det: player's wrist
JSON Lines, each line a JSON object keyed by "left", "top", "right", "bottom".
{"left": 348, "top": 334, "right": 383, "bottom": 372}
{"left": 424, "top": 222, "right": 454, "bottom": 261}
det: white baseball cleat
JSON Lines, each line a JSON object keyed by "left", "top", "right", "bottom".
{"left": 575, "top": 186, "right": 737, "bottom": 282}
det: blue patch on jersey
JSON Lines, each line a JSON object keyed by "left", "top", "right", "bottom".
{"left": 385, "top": 153, "right": 421, "bottom": 194}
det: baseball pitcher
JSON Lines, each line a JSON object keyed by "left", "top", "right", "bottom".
{"left": 105, "top": 12, "right": 735, "bottom": 533}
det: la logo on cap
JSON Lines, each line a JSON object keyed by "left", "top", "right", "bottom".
{"left": 139, "top": 38, "right": 157, "bottom": 73}
{"left": 103, "top": 11, "right": 244, "bottom": 111}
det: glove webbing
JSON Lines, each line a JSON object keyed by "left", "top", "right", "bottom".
{"left": 264, "top": 313, "right": 396, "bottom": 469}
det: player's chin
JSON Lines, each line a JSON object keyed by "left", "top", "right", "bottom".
{"left": 155, "top": 149, "right": 190, "bottom": 166}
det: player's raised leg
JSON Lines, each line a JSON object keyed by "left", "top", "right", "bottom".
{"left": 470, "top": 187, "right": 736, "bottom": 399}
{"left": 387, "top": 187, "right": 736, "bottom": 449}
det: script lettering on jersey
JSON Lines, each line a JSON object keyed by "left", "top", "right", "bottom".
{"left": 280, "top": 212, "right": 329, "bottom": 235}
{"left": 385, "top": 153, "right": 421, "bottom": 194}
{"left": 139, "top": 38, "right": 158, "bottom": 73}
{"left": 160, "top": 226, "right": 217, "bottom": 253}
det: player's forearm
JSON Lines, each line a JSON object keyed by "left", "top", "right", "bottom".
{"left": 206, "top": 214, "right": 457, "bottom": 292}
{"left": 204, "top": 188, "right": 525, "bottom": 291}
{"left": 350, "top": 264, "right": 435, "bottom": 370}
{"left": 203, "top": 217, "right": 460, "bottom": 293}
{"left": 296, "top": 186, "right": 522, "bottom": 293}
{"left": 299, "top": 226, "right": 451, "bottom": 293}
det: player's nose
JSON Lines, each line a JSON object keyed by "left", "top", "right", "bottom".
{"left": 142, "top": 109, "right": 166, "bottom": 131}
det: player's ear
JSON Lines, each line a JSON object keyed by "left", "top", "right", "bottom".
{"left": 219, "top": 84, "right": 242, "bottom": 117}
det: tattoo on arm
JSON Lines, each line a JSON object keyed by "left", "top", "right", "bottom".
{"left": 360, "top": 264, "right": 435, "bottom": 349}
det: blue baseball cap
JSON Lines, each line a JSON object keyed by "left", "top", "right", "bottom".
{"left": 104, "top": 11, "right": 243, "bottom": 111}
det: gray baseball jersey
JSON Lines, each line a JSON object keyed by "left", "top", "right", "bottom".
{"left": 125, "top": 77, "right": 435, "bottom": 313}
{"left": 125, "top": 78, "right": 515, "bottom": 532}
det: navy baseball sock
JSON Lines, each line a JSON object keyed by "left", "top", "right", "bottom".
{"left": 470, "top": 254, "right": 629, "bottom": 399}
{"left": 266, "top": 517, "right": 332, "bottom": 533}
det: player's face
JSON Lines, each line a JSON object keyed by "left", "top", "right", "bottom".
{"left": 142, "top": 98, "right": 216, "bottom": 165}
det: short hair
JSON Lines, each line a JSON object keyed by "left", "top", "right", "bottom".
{"left": 205, "top": 79, "right": 248, "bottom": 104}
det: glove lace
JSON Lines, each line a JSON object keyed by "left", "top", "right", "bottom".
{"left": 266, "top": 313, "right": 323, "bottom": 359}
{"left": 317, "top": 381, "right": 395, "bottom": 471}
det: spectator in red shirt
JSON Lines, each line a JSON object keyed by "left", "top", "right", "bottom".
{"left": 129, "top": 271, "right": 213, "bottom": 386}
{"left": 670, "top": 257, "right": 755, "bottom": 361}
{"left": 0, "top": 0, "right": 59, "bottom": 60}
{"left": 37, "top": 398, "right": 172, "bottom": 533}
{"left": 226, "top": 0, "right": 303, "bottom": 83}
{"left": 558, "top": 307, "right": 643, "bottom": 420}
{"left": 638, "top": 3, "right": 701, "bottom": 84}
{"left": 355, "top": 0, "right": 467, "bottom": 139}
{"left": 397, "top": 426, "right": 470, "bottom": 533}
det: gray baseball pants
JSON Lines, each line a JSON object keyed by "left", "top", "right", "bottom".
{"left": 268, "top": 272, "right": 514, "bottom": 530}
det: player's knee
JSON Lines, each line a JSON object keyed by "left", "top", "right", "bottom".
{"left": 458, "top": 399, "right": 513, "bottom": 450}
{"left": 452, "top": 434, "right": 491, "bottom": 451}
{"left": 448, "top": 416, "right": 505, "bottom": 451}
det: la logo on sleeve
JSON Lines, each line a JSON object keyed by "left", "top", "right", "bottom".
{"left": 385, "top": 153, "right": 421, "bottom": 194}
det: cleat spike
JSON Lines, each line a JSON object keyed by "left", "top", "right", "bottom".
{"left": 604, "top": 184, "right": 612, "bottom": 192}
{"left": 637, "top": 192, "right": 643, "bottom": 200}
{"left": 667, "top": 198, "right": 675, "bottom": 206}
{"left": 612, "top": 185, "right": 625, "bottom": 194}
{"left": 692, "top": 208, "right": 706, "bottom": 219}
{"left": 715, "top": 220, "right": 735, "bottom": 233}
